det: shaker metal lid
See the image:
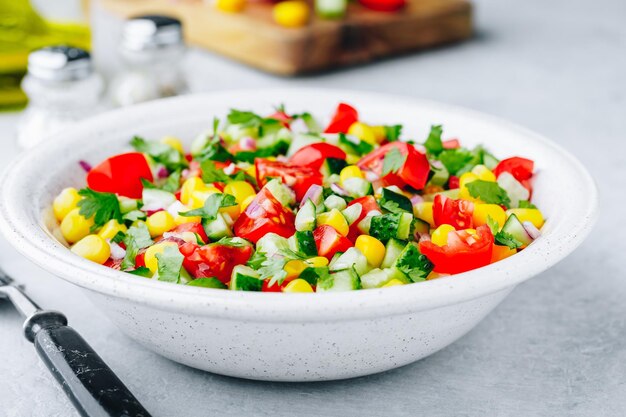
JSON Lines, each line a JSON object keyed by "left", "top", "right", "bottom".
{"left": 27, "top": 46, "right": 92, "bottom": 82}
{"left": 121, "top": 15, "right": 184, "bottom": 52}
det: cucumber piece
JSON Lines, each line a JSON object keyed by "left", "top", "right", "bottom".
{"left": 428, "top": 163, "right": 449, "bottom": 187}
{"left": 316, "top": 267, "right": 361, "bottom": 292}
{"left": 369, "top": 212, "right": 413, "bottom": 243}
{"left": 287, "top": 133, "right": 324, "bottom": 156}
{"left": 483, "top": 153, "right": 499, "bottom": 170}
{"left": 342, "top": 177, "right": 373, "bottom": 198}
{"left": 256, "top": 232, "right": 290, "bottom": 256}
{"left": 118, "top": 196, "right": 139, "bottom": 214}
{"left": 202, "top": 213, "right": 232, "bottom": 240}
{"left": 324, "top": 194, "right": 347, "bottom": 211}
{"left": 265, "top": 178, "right": 296, "bottom": 207}
{"left": 501, "top": 213, "right": 533, "bottom": 247}
{"left": 230, "top": 265, "right": 263, "bottom": 291}
{"left": 497, "top": 172, "right": 530, "bottom": 208}
{"left": 329, "top": 247, "right": 369, "bottom": 276}
{"left": 295, "top": 231, "right": 318, "bottom": 256}
{"left": 141, "top": 188, "right": 176, "bottom": 212}
{"left": 357, "top": 210, "right": 382, "bottom": 234}
{"left": 423, "top": 188, "right": 460, "bottom": 202}
{"left": 341, "top": 203, "right": 362, "bottom": 225}
{"left": 360, "top": 268, "right": 409, "bottom": 289}
{"left": 381, "top": 238, "right": 406, "bottom": 268}
{"left": 379, "top": 188, "right": 412, "bottom": 213}
{"left": 295, "top": 199, "right": 317, "bottom": 231}
{"left": 397, "top": 213, "right": 414, "bottom": 240}
{"left": 392, "top": 242, "right": 433, "bottom": 282}
{"left": 223, "top": 124, "right": 259, "bottom": 142}
{"left": 329, "top": 252, "right": 343, "bottom": 265}
{"left": 315, "top": 0, "right": 347, "bottom": 18}
{"left": 187, "top": 277, "right": 227, "bottom": 289}
{"left": 299, "top": 266, "right": 329, "bottom": 286}
{"left": 413, "top": 218, "right": 430, "bottom": 235}
{"left": 321, "top": 158, "right": 348, "bottom": 179}
{"left": 338, "top": 133, "right": 374, "bottom": 156}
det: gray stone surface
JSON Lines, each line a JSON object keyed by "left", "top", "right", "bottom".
{"left": 1, "top": 0, "right": 624, "bottom": 415}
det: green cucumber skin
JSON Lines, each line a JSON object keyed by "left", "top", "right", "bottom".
{"left": 295, "top": 231, "right": 318, "bottom": 256}
{"left": 501, "top": 214, "right": 533, "bottom": 246}
{"left": 381, "top": 238, "right": 406, "bottom": 269}
{"left": 380, "top": 188, "right": 413, "bottom": 213}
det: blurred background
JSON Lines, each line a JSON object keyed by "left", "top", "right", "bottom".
{"left": 1, "top": 1, "right": 625, "bottom": 416}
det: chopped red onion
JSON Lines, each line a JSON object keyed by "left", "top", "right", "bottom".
{"left": 78, "top": 160, "right": 92, "bottom": 172}
{"left": 523, "top": 221, "right": 542, "bottom": 240}
{"left": 239, "top": 136, "right": 257, "bottom": 151}
{"left": 410, "top": 195, "right": 424, "bottom": 205}
{"left": 364, "top": 171, "right": 380, "bottom": 182}
{"left": 330, "top": 183, "right": 348, "bottom": 196}
{"left": 300, "top": 184, "right": 323, "bottom": 207}
{"left": 109, "top": 242, "right": 126, "bottom": 260}
{"left": 157, "top": 166, "right": 169, "bottom": 179}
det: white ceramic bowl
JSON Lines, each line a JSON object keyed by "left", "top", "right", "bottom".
{"left": 0, "top": 89, "right": 597, "bottom": 381}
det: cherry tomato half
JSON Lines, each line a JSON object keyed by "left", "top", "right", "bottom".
{"left": 289, "top": 143, "right": 347, "bottom": 171}
{"left": 358, "top": 142, "right": 430, "bottom": 190}
{"left": 313, "top": 224, "right": 353, "bottom": 260}
{"left": 433, "top": 194, "right": 474, "bottom": 230}
{"left": 233, "top": 187, "right": 296, "bottom": 244}
{"left": 87, "top": 152, "right": 153, "bottom": 199}
{"left": 255, "top": 158, "right": 323, "bottom": 203}
{"left": 182, "top": 243, "right": 253, "bottom": 283}
{"left": 324, "top": 103, "right": 359, "bottom": 134}
{"left": 493, "top": 157, "right": 534, "bottom": 182}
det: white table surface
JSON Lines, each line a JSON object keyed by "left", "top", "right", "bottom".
{"left": 1, "top": 0, "right": 625, "bottom": 416}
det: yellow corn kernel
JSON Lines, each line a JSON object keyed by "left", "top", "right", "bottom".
{"left": 146, "top": 211, "right": 176, "bottom": 237}
{"left": 382, "top": 278, "right": 405, "bottom": 287}
{"left": 317, "top": 209, "right": 349, "bottom": 236}
{"left": 491, "top": 244, "right": 517, "bottom": 263}
{"left": 60, "top": 208, "right": 95, "bottom": 243}
{"left": 506, "top": 208, "right": 545, "bottom": 229}
{"left": 144, "top": 241, "right": 179, "bottom": 274}
{"left": 355, "top": 235, "right": 386, "bottom": 268}
{"left": 71, "top": 234, "right": 110, "bottom": 264}
{"left": 189, "top": 187, "right": 220, "bottom": 209}
{"left": 340, "top": 165, "right": 364, "bottom": 185}
{"left": 371, "top": 126, "right": 387, "bottom": 143}
{"left": 284, "top": 259, "right": 308, "bottom": 279}
{"left": 224, "top": 181, "right": 256, "bottom": 204}
{"left": 219, "top": 203, "right": 241, "bottom": 222}
{"left": 431, "top": 224, "right": 456, "bottom": 247}
{"left": 306, "top": 256, "right": 329, "bottom": 268}
{"left": 347, "top": 122, "right": 377, "bottom": 145}
{"left": 465, "top": 228, "right": 477, "bottom": 235}
{"left": 97, "top": 219, "right": 128, "bottom": 240}
{"left": 413, "top": 202, "right": 434, "bottom": 227}
{"left": 283, "top": 278, "right": 314, "bottom": 293}
{"left": 240, "top": 194, "right": 256, "bottom": 212}
{"left": 473, "top": 204, "right": 506, "bottom": 229}
{"left": 273, "top": 1, "right": 309, "bottom": 28}
{"left": 245, "top": 165, "right": 256, "bottom": 178}
{"left": 180, "top": 177, "right": 207, "bottom": 205}
{"left": 160, "top": 136, "right": 184, "bottom": 154}
{"left": 53, "top": 187, "right": 82, "bottom": 222}
{"left": 471, "top": 165, "right": 496, "bottom": 182}
{"left": 216, "top": 0, "right": 246, "bottom": 13}
{"left": 345, "top": 154, "right": 361, "bottom": 165}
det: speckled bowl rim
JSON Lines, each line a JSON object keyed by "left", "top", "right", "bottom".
{"left": 0, "top": 88, "right": 598, "bottom": 322}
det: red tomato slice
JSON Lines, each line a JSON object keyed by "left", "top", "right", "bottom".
{"left": 448, "top": 175, "right": 460, "bottom": 189}
{"left": 358, "top": 142, "right": 430, "bottom": 190}
{"left": 346, "top": 196, "right": 379, "bottom": 241}
{"left": 233, "top": 187, "right": 296, "bottom": 244}
{"left": 493, "top": 157, "right": 534, "bottom": 182}
{"left": 433, "top": 194, "right": 474, "bottom": 230}
{"left": 313, "top": 225, "right": 353, "bottom": 260}
{"left": 182, "top": 243, "right": 253, "bottom": 283}
{"left": 170, "top": 222, "right": 209, "bottom": 244}
{"left": 255, "top": 158, "right": 323, "bottom": 203}
{"left": 87, "top": 152, "right": 153, "bottom": 199}
{"left": 324, "top": 103, "right": 359, "bottom": 134}
{"left": 442, "top": 139, "right": 460, "bottom": 149}
{"left": 268, "top": 110, "right": 292, "bottom": 128}
{"left": 289, "top": 143, "right": 347, "bottom": 170}
{"left": 419, "top": 225, "right": 494, "bottom": 274}
{"left": 358, "top": 0, "right": 406, "bottom": 11}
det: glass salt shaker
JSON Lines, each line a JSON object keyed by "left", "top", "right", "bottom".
{"left": 16, "top": 46, "right": 104, "bottom": 150}
{"left": 110, "top": 15, "right": 188, "bottom": 107}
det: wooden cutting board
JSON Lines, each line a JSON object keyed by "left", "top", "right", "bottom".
{"left": 100, "top": 0, "right": 472, "bottom": 75}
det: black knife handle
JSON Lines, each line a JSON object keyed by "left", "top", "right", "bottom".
{"left": 24, "top": 311, "right": 151, "bottom": 417}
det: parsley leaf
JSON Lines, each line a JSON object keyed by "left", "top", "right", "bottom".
{"left": 382, "top": 147, "right": 407, "bottom": 176}
{"left": 121, "top": 223, "right": 153, "bottom": 270}
{"left": 141, "top": 170, "right": 182, "bottom": 194}
{"left": 111, "top": 231, "right": 126, "bottom": 244}
{"left": 128, "top": 267, "right": 152, "bottom": 278}
{"left": 196, "top": 118, "right": 235, "bottom": 163}
{"left": 130, "top": 136, "right": 187, "bottom": 171}
{"left": 155, "top": 245, "right": 184, "bottom": 283}
{"left": 257, "top": 249, "right": 308, "bottom": 286}
{"left": 187, "top": 277, "right": 228, "bottom": 289}
{"left": 77, "top": 188, "right": 123, "bottom": 232}
{"left": 384, "top": 125, "right": 403, "bottom": 142}
{"left": 380, "top": 199, "right": 403, "bottom": 214}
{"left": 495, "top": 231, "right": 523, "bottom": 249}
{"left": 227, "top": 109, "right": 262, "bottom": 126}
{"left": 179, "top": 193, "right": 237, "bottom": 220}
{"left": 465, "top": 180, "right": 511, "bottom": 207}
{"left": 518, "top": 200, "right": 537, "bottom": 209}
{"left": 201, "top": 160, "right": 232, "bottom": 183}
{"left": 438, "top": 148, "right": 474, "bottom": 176}
{"left": 423, "top": 125, "right": 444, "bottom": 155}
{"left": 246, "top": 250, "right": 267, "bottom": 270}
{"left": 486, "top": 215, "right": 500, "bottom": 235}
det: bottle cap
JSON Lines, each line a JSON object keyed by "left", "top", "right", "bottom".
{"left": 27, "top": 46, "right": 92, "bottom": 82}
{"left": 121, "top": 15, "right": 184, "bottom": 52}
